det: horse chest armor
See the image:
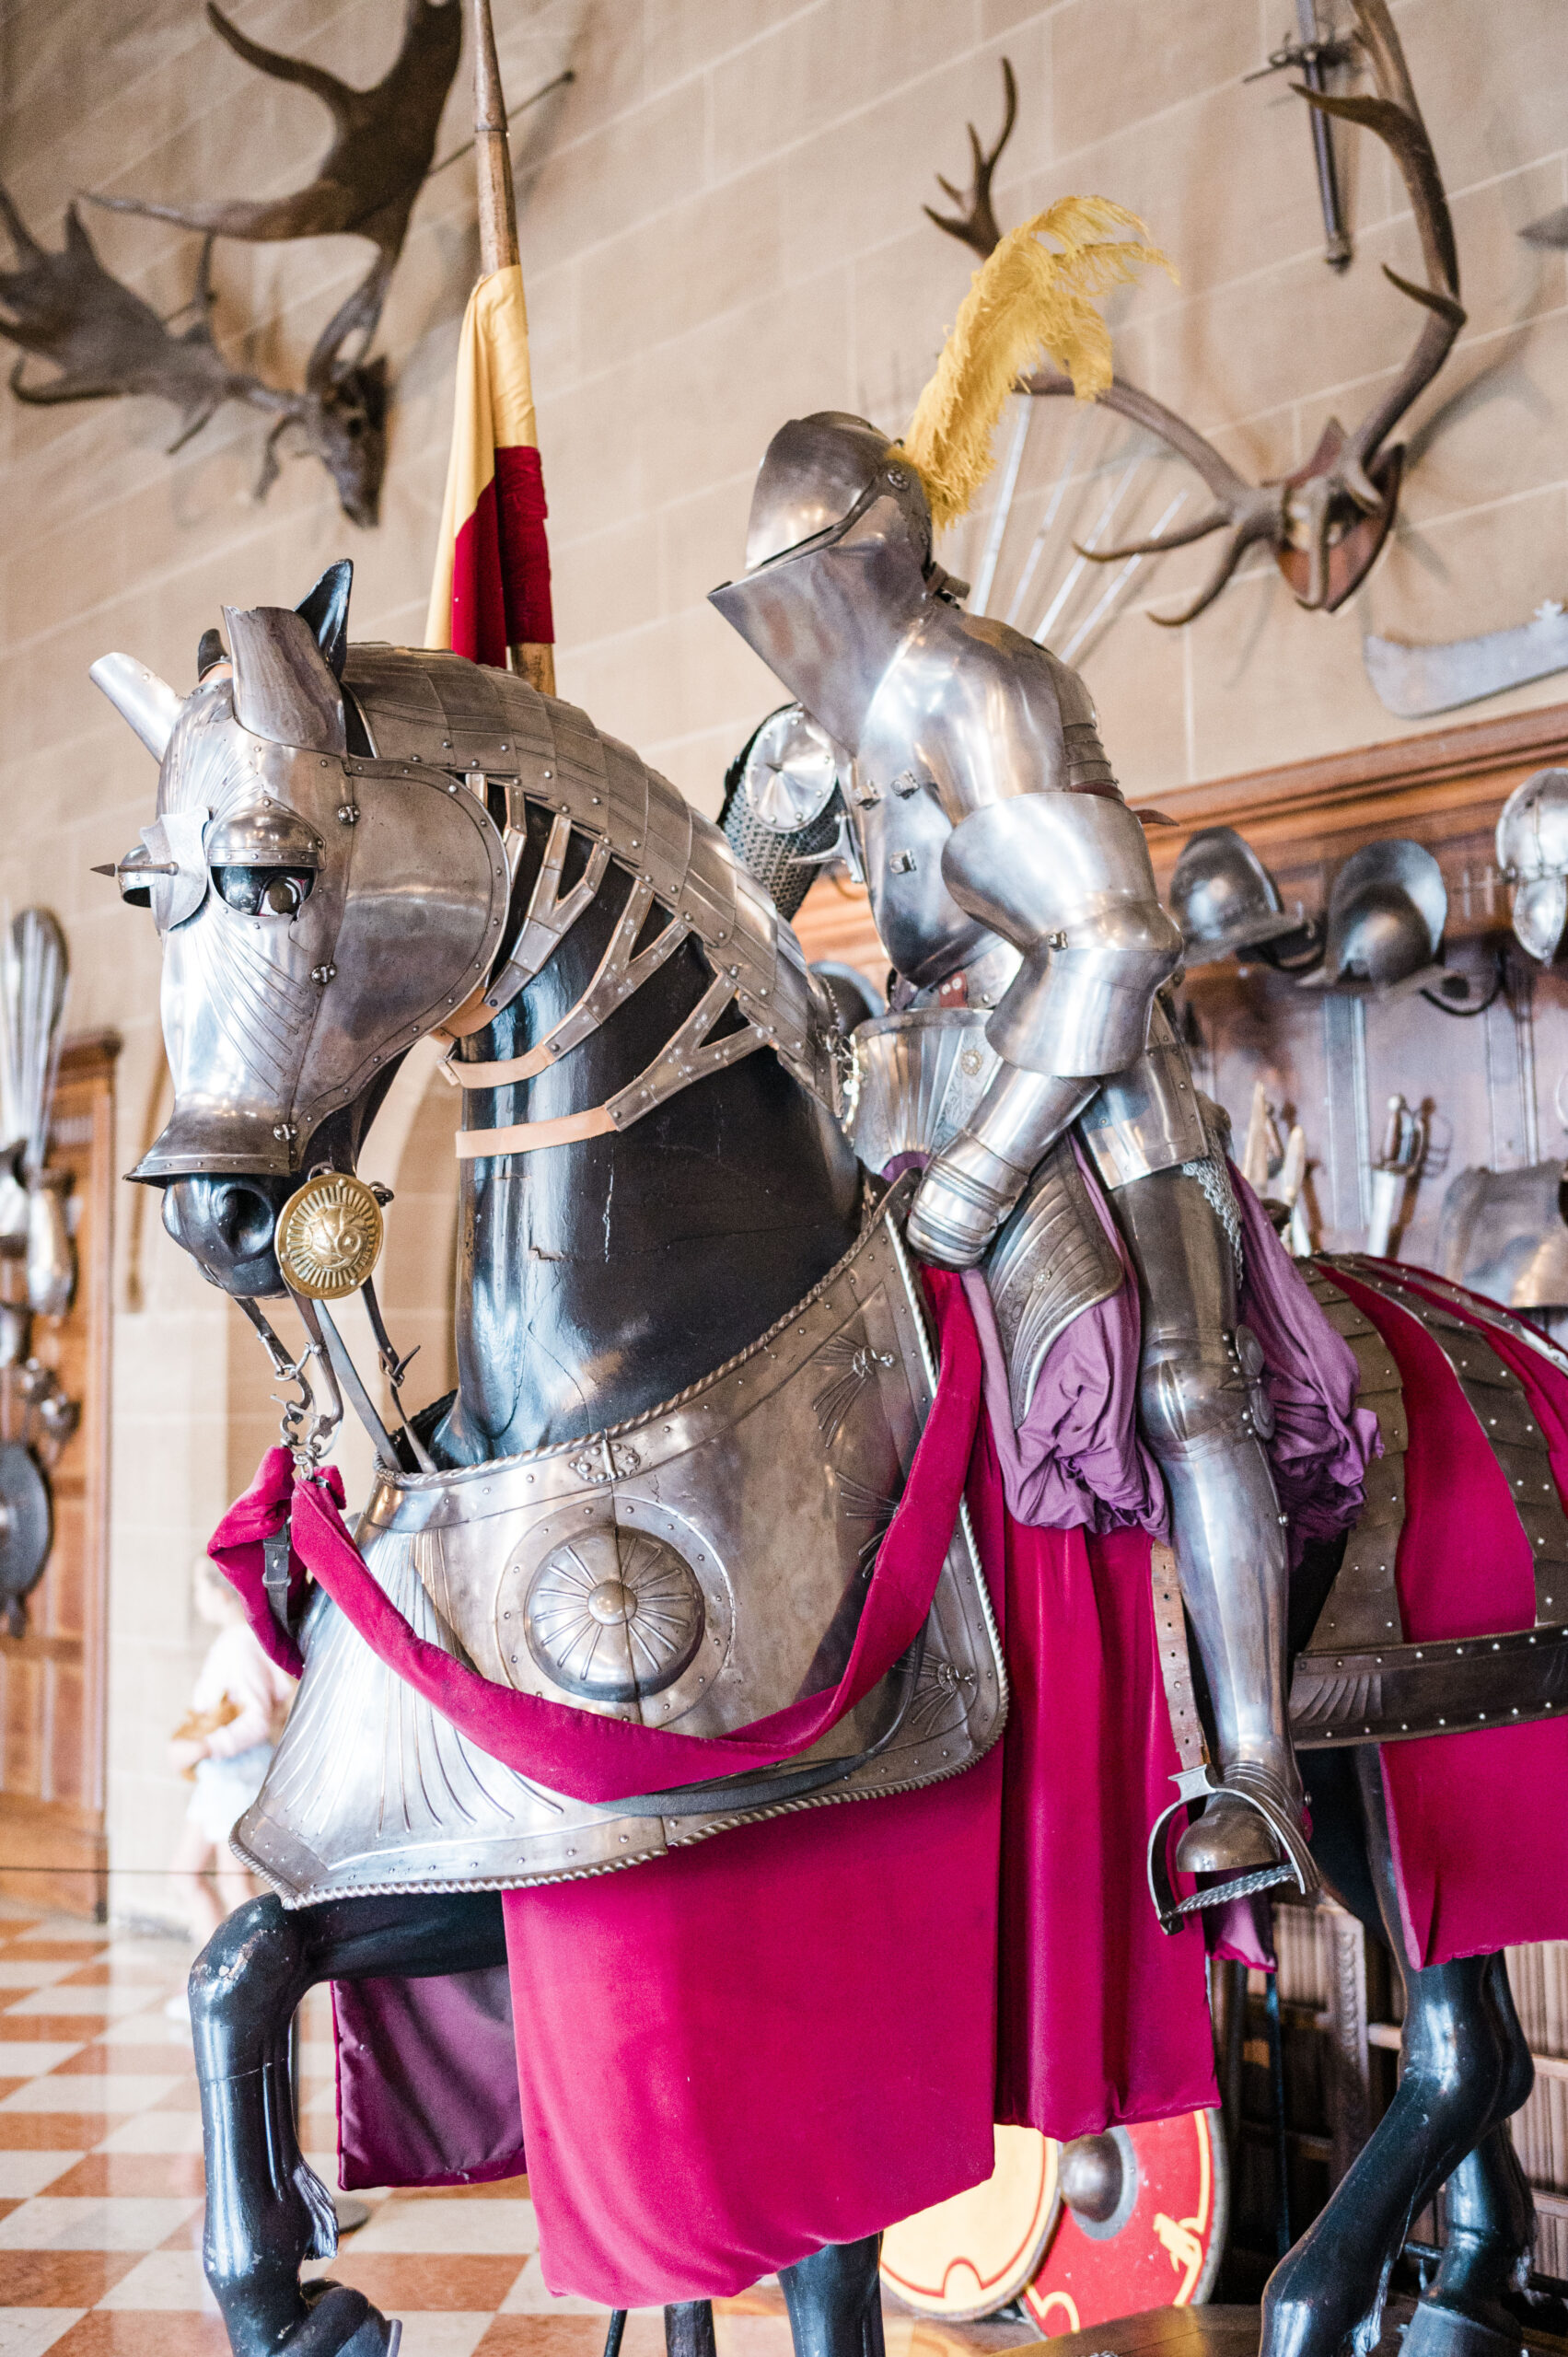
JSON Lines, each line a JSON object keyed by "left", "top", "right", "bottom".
{"left": 231, "top": 1193, "right": 1006, "bottom": 1906}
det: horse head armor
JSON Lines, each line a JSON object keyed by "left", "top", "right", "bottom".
{"left": 94, "top": 563, "right": 511, "bottom": 1185}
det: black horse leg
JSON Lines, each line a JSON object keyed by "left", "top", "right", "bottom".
{"left": 1260, "top": 1751, "right": 1522, "bottom": 2357}
{"left": 1402, "top": 1951, "right": 1537, "bottom": 2357}
{"left": 192, "top": 1888, "right": 507, "bottom": 2357}
{"left": 778, "top": 2235, "right": 885, "bottom": 2357}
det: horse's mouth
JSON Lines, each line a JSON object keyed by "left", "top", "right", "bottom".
{"left": 161, "top": 1176, "right": 291, "bottom": 1299}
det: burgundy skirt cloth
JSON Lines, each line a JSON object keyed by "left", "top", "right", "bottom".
{"left": 1315, "top": 1261, "right": 1568, "bottom": 1968}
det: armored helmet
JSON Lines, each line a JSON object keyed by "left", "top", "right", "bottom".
{"left": 1496, "top": 768, "right": 1568, "bottom": 964}
{"left": 709, "top": 414, "right": 941, "bottom": 753}
{"left": 1310, "top": 839, "right": 1446, "bottom": 994}
{"left": 1169, "top": 826, "right": 1306, "bottom": 965}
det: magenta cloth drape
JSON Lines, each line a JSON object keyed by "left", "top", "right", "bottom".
{"left": 209, "top": 1271, "right": 1217, "bottom": 2297}
{"left": 1321, "top": 1262, "right": 1568, "bottom": 1968}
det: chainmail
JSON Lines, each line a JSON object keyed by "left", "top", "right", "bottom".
{"left": 1179, "top": 1151, "right": 1244, "bottom": 1286}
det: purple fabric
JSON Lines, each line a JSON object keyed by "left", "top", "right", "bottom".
{"left": 1230, "top": 1164, "right": 1380, "bottom": 1553}
{"left": 961, "top": 1140, "right": 1166, "bottom": 1535}
{"left": 333, "top": 1968, "right": 526, "bottom": 2191}
{"left": 961, "top": 1149, "right": 1376, "bottom": 1552}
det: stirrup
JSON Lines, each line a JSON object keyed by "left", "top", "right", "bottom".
{"left": 1146, "top": 1763, "right": 1318, "bottom": 1935}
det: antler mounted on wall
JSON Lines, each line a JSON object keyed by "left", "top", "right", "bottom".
{"left": 927, "top": 0, "right": 1464, "bottom": 624}
{"left": 0, "top": 0, "right": 466, "bottom": 527}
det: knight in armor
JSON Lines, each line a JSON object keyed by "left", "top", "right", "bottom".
{"left": 710, "top": 206, "right": 1304, "bottom": 1885}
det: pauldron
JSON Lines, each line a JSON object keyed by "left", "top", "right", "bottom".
{"left": 231, "top": 1187, "right": 1005, "bottom": 1904}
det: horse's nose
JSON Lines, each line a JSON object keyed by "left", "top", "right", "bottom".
{"left": 162, "top": 1178, "right": 285, "bottom": 1296}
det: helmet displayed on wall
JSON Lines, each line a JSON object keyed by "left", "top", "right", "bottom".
{"left": 1496, "top": 768, "right": 1568, "bottom": 965}
{"left": 1308, "top": 839, "right": 1447, "bottom": 996}
{"left": 1169, "top": 826, "right": 1309, "bottom": 966}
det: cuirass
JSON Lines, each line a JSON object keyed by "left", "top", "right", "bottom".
{"left": 232, "top": 1190, "right": 1005, "bottom": 1905}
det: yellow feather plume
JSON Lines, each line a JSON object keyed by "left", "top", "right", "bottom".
{"left": 901, "top": 197, "right": 1175, "bottom": 531}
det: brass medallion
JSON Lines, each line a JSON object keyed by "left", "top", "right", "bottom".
{"left": 276, "top": 1171, "right": 383, "bottom": 1299}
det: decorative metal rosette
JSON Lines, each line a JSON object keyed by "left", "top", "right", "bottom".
{"left": 275, "top": 1170, "right": 384, "bottom": 1299}
{"left": 494, "top": 1494, "right": 733, "bottom": 1724}
{"left": 523, "top": 1527, "right": 705, "bottom": 1702}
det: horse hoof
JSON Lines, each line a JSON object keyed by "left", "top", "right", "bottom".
{"left": 1401, "top": 2297, "right": 1525, "bottom": 2357}
{"left": 293, "top": 2282, "right": 402, "bottom": 2357}
{"left": 1174, "top": 1790, "right": 1280, "bottom": 1875}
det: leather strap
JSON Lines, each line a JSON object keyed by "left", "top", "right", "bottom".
{"left": 445, "top": 879, "right": 691, "bottom": 1089}
{"left": 456, "top": 1105, "right": 616, "bottom": 1158}
{"left": 1151, "top": 1539, "right": 1206, "bottom": 1771}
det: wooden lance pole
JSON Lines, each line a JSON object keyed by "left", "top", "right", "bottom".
{"left": 470, "top": 0, "right": 554, "bottom": 693}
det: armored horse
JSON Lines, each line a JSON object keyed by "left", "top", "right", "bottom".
{"left": 92, "top": 554, "right": 1568, "bottom": 2357}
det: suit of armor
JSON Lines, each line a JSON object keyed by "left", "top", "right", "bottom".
{"left": 712, "top": 412, "right": 1301, "bottom": 1877}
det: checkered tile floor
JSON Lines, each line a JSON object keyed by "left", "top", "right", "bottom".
{"left": 0, "top": 1901, "right": 1028, "bottom": 2357}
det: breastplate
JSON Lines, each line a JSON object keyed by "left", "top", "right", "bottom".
{"left": 231, "top": 1189, "right": 1005, "bottom": 1906}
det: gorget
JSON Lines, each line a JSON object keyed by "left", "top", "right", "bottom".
{"left": 231, "top": 1190, "right": 1005, "bottom": 1906}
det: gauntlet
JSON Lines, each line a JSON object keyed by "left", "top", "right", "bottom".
{"left": 907, "top": 1068, "right": 1093, "bottom": 1267}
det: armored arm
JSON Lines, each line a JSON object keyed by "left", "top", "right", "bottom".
{"left": 906, "top": 793, "right": 1181, "bottom": 1268}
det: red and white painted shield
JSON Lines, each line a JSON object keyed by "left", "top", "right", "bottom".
{"left": 1024, "top": 2107, "right": 1227, "bottom": 2334}
{"left": 880, "top": 2109, "right": 1226, "bottom": 2333}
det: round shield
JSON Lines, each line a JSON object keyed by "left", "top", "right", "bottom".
{"left": 1023, "top": 2107, "right": 1227, "bottom": 2334}
{"left": 275, "top": 1170, "right": 383, "bottom": 1299}
{"left": 736, "top": 704, "right": 840, "bottom": 833}
{"left": 0, "top": 1441, "right": 52, "bottom": 1621}
{"left": 879, "top": 2127, "right": 1060, "bottom": 2321}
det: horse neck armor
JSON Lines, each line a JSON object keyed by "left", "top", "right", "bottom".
{"left": 231, "top": 1185, "right": 1006, "bottom": 1904}
{"left": 343, "top": 645, "right": 842, "bottom": 1142}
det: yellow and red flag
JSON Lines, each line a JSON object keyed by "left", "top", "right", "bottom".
{"left": 424, "top": 260, "right": 554, "bottom": 680}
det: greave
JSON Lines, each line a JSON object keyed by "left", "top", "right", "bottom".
{"left": 1160, "top": 1434, "right": 1297, "bottom": 1802}
{"left": 1109, "top": 1160, "right": 1302, "bottom": 1841}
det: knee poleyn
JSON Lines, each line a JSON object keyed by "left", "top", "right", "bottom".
{"left": 1138, "top": 1327, "right": 1272, "bottom": 1459}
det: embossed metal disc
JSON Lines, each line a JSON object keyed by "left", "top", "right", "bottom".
{"left": 525, "top": 1528, "right": 705, "bottom": 1701}
{"left": 0, "top": 1441, "right": 52, "bottom": 1612}
{"left": 1022, "top": 2108, "right": 1226, "bottom": 2331}
{"left": 738, "top": 703, "right": 840, "bottom": 833}
{"left": 275, "top": 1171, "right": 384, "bottom": 1299}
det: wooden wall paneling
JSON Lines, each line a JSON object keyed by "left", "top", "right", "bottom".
{"left": 0, "top": 1032, "right": 117, "bottom": 1916}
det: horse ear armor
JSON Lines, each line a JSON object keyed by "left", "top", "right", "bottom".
{"left": 294, "top": 560, "right": 353, "bottom": 682}
{"left": 197, "top": 628, "right": 227, "bottom": 679}
{"left": 225, "top": 604, "right": 348, "bottom": 756}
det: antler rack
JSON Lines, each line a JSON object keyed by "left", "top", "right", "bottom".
{"left": 0, "top": 0, "right": 485, "bottom": 526}
{"left": 929, "top": 0, "right": 1463, "bottom": 623}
